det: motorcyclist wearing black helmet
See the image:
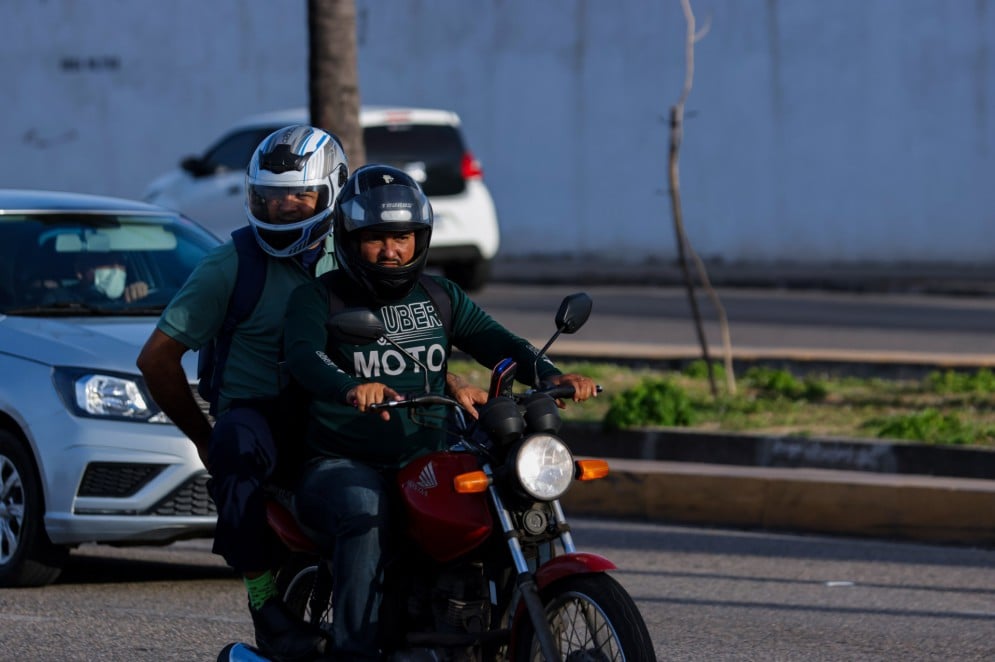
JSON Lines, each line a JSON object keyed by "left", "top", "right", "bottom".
{"left": 283, "top": 164, "right": 598, "bottom": 658}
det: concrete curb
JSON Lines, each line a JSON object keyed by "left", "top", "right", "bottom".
{"left": 557, "top": 425, "right": 995, "bottom": 546}
{"left": 560, "top": 460, "right": 995, "bottom": 546}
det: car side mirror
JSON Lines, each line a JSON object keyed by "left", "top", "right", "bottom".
{"left": 181, "top": 156, "right": 213, "bottom": 178}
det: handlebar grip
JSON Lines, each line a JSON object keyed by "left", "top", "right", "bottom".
{"left": 539, "top": 384, "right": 603, "bottom": 399}
{"left": 367, "top": 394, "right": 462, "bottom": 411}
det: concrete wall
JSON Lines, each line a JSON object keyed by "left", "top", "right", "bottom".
{"left": 3, "top": 0, "right": 993, "bottom": 266}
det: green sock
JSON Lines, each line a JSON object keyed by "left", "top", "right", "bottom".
{"left": 244, "top": 570, "right": 277, "bottom": 610}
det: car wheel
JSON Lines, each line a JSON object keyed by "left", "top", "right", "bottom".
{"left": 0, "top": 430, "right": 69, "bottom": 587}
{"left": 444, "top": 259, "right": 492, "bottom": 292}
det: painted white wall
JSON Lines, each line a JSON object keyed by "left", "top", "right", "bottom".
{"left": 2, "top": 0, "right": 993, "bottom": 266}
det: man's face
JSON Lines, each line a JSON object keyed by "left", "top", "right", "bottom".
{"left": 257, "top": 187, "right": 320, "bottom": 224}
{"left": 78, "top": 258, "right": 125, "bottom": 284}
{"left": 358, "top": 230, "right": 415, "bottom": 267}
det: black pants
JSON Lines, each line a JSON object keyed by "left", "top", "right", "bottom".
{"left": 207, "top": 399, "right": 304, "bottom": 573}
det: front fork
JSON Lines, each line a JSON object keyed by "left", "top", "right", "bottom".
{"left": 485, "top": 464, "right": 564, "bottom": 662}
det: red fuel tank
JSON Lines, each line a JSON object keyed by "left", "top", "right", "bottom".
{"left": 397, "top": 452, "right": 494, "bottom": 562}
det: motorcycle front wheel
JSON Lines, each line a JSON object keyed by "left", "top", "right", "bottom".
{"left": 515, "top": 573, "right": 656, "bottom": 662}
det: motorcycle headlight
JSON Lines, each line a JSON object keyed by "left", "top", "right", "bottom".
{"left": 53, "top": 368, "right": 168, "bottom": 423}
{"left": 514, "top": 433, "right": 574, "bottom": 501}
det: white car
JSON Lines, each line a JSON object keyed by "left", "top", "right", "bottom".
{"left": 145, "top": 106, "right": 500, "bottom": 291}
{"left": 0, "top": 189, "right": 220, "bottom": 586}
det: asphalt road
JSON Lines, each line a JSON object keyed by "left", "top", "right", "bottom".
{"left": 1, "top": 519, "right": 992, "bottom": 661}
{"left": 470, "top": 284, "right": 995, "bottom": 365}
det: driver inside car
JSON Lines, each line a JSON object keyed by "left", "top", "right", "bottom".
{"left": 73, "top": 252, "right": 149, "bottom": 302}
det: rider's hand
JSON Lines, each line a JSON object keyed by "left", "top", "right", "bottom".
{"left": 124, "top": 280, "right": 149, "bottom": 303}
{"left": 548, "top": 373, "right": 599, "bottom": 408}
{"left": 445, "top": 374, "right": 488, "bottom": 420}
{"left": 347, "top": 382, "right": 403, "bottom": 421}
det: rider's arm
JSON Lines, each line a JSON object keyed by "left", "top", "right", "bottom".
{"left": 283, "top": 279, "right": 362, "bottom": 403}
{"left": 443, "top": 282, "right": 564, "bottom": 384}
{"left": 445, "top": 371, "right": 488, "bottom": 418}
{"left": 137, "top": 329, "right": 213, "bottom": 468}
{"left": 135, "top": 249, "right": 234, "bottom": 469}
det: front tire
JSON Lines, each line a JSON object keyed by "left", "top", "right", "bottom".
{"left": 515, "top": 573, "right": 656, "bottom": 662}
{"left": 0, "top": 430, "right": 69, "bottom": 587}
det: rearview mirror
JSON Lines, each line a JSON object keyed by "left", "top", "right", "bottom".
{"left": 326, "top": 308, "right": 386, "bottom": 345}
{"left": 555, "top": 293, "right": 592, "bottom": 334}
{"left": 181, "top": 156, "right": 214, "bottom": 178}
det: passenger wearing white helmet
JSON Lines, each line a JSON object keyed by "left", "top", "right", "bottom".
{"left": 138, "top": 125, "right": 346, "bottom": 660}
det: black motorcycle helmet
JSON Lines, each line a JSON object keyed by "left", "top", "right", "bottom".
{"left": 333, "top": 165, "right": 434, "bottom": 302}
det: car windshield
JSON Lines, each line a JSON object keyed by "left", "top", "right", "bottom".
{"left": 0, "top": 212, "right": 218, "bottom": 316}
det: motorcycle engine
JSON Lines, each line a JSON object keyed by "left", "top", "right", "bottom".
{"left": 432, "top": 563, "right": 489, "bottom": 634}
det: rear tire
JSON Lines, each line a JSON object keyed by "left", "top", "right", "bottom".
{"left": 280, "top": 556, "right": 333, "bottom": 629}
{"left": 514, "top": 573, "right": 656, "bottom": 661}
{"left": 0, "top": 430, "right": 69, "bottom": 587}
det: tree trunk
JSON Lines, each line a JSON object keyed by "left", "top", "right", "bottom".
{"left": 308, "top": 0, "right": 365, "bottom": 167}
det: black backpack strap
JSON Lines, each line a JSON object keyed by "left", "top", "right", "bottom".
{"left": 320, "top": 269, "right": 354, "bottom": 319}
{"left": 418, "top": 274, "right": 452, "bottom": 340}
{"left": 197, "top": 227, "right": 267, "bottom": 415}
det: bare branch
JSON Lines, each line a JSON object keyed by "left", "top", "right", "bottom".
{"left": 668, "top": 0, "right": 737, "bottom": 397}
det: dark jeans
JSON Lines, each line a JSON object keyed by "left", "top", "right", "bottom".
{"left": 207, "top": 403, "right": 287, "bottom": 574}
{"left": 295, "top": 457, "right": 389, "bottom": 659}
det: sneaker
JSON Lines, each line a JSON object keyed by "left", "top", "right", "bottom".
{"left": 249, "top": 598, "right": 327, "bottom": 661}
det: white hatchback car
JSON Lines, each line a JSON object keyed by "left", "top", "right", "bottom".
{"left": 144, "top": 106, "right": 500, "bottom": 291}
{"left": 0, "top": 190, "right": 220, "bottom": 586}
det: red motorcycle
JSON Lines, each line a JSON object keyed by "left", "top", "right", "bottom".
{"left": 224, "top": 293, "right": 656, "bottom": 661}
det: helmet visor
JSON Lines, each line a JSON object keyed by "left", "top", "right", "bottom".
{"left": 247, "top": 184, "right": 330, "bottom": 225}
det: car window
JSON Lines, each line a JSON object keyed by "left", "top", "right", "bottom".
{"left": 202, "top": 128, "right": 279, "bottom": 172}
{"left": 0, "top": 213, "right": 219, "bottom": 314}
{"left": 364, "top": 124, "right": 467, "bottom": 196}
{"left": 196, "top": 123, "right": 470, "bottom": 197}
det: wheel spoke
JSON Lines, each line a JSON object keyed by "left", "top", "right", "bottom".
{"left": 1, "top": 458, "right": 17, "bottom": 500}
{"left": 8, "top": 503, "right": 24, "bottom": 528}
{"left": 0, "top": 519, "right": 17, "bottom": 563}
{"left": 543, "top": 593, "right": 623, "bottom": 661}
{"left": 0, "top": 454, "right": 25, "bottom": 565}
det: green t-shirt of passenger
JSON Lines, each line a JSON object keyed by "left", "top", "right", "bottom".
{"left": 156, "top": 235, "right": 336, "bottom": 414}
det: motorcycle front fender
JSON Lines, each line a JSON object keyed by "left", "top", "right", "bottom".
{"left": 534, "top": 552, "right": 616, "bottom": 590}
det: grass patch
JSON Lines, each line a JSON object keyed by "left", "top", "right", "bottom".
{"left": 447, "top": 357, "right": 995, "bottom": 448}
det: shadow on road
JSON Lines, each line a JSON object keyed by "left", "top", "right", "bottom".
{"left": 55, "top": 544, "right": 235, "bottom": 585}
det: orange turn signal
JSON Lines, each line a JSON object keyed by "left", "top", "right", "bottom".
{"left": 575, "top": 459, "right": 610, "bottom": 481}
{"left": 453, "top": 470, "right": 491, "bottom": 494}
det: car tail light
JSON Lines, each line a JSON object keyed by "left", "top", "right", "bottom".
{"left": 461, "top": 152, "right": 483, "bottom": 180}
{"left": 382, "top": 110, "right": 412, "bottom": 124}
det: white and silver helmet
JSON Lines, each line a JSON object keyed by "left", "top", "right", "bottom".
{"left": 245, "top": 125, "right": 348, "bottom": 257}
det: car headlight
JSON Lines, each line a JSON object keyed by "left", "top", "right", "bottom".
{"left": 52, "top": 368, "right": 169, "bottom": 423}
{"left": 514, "top": 433, "right": 574, "bottom": 501}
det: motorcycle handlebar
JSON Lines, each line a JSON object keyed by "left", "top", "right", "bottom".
{"left": 368, "top": 393, "right": 462, "bottom": 411}
{"left": 366, "top": 385, "right": 602, "bottom": 411}
{"left": 536, "top": 383, "right": 604, "bottom": 400}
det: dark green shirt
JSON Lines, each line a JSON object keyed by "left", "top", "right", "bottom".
{"left": 283, "top": 275, "right": 561, "bottom": 467}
